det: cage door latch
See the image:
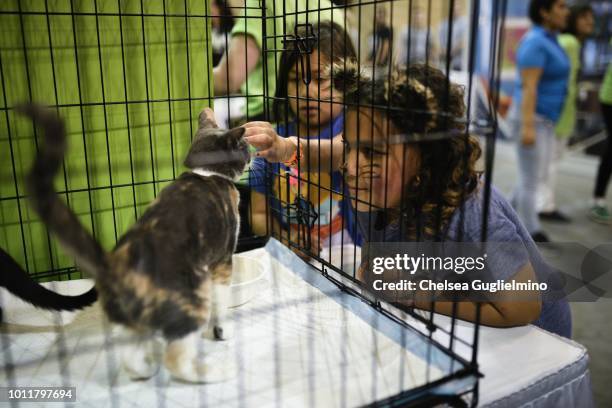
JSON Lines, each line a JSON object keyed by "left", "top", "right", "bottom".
{"left": 283, "top": 23, "right": 316, "bottom": 85}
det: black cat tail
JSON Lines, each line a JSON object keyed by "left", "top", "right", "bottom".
{"left": 0, "top": 248, "right": 97, "bottom": 315}
{"left": 17, "top": 103, "right": 108, "bottom": 278}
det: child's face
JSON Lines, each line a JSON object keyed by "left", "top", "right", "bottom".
{"left": 576, "top": 11, "right": 594, "bottom": 37}
{"left": 287, "top": 53, "right": 343, "bottom": 130}
{"left": 343, "top": 108, "right": 420, "bottom": 212}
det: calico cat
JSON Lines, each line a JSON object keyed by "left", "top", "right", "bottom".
{"left": 0, "top": 247, "right": 97, "bottom": 323}
{"left": 17, "top": 104, "right": 250, "bottom": 383}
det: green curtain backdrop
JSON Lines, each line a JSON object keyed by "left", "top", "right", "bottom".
{"left": 0, "top": 0, "right": 214, "bottom": 276}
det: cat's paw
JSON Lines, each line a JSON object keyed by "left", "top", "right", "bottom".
{"left": 213, "top": 323, "right": 234, "bottom": 341}
{"left": 195, "top": 361, "right": 237, "bottom": 383}
{"left": 203, "top": 321, "right": 234, "bottom": 341}
{"left": 123, "top": 354, "right": 160, "bottom": 381}
{"left": 169, "top": 360, "right": 236, "bottom": 383}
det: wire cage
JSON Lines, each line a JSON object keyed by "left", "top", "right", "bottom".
{"left": 0, "top": 0, "right": 507, "bottom": 407}
{"left": 245, "top": 0, "right": 507, "bottom": 405}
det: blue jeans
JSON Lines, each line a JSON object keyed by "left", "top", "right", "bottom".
{"left": 510, "top": 109, "right": 556, "bottom": 234}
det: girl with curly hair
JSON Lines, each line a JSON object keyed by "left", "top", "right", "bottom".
{"left": 244, "top": 63, "right": 571, "bottom": 337}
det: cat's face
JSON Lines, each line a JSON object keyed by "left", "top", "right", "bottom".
{"left": 184, "top": 111, "right": 250, "bottom": 180}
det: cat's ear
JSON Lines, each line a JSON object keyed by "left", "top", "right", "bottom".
{"left": 226, "top": 127, "right": 245, "bottom": 142}
{"left": 198, "top": 108, "right": 218, "bottom": 130}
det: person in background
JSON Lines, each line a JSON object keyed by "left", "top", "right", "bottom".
{"left": 210, "top": 0, "right": 234, "bottom": 67}
{"left": 212, "top": 0, "right": 344, "bottom": 123}
{"left": 368, "top": 6, "right": 393, "bottom": 67}
{"left": 246, "top": 22, "right": 361, "bottom": 258}
{"left": 437, "top": 0, "right": 468, "bottom": 71}
{"left": 537, "top": 4, "right": 594, "bottom": 222}
{"left": 397, "top": 4, "right": 438, "bottom": 66}
{"left": 591, "top": 41, "right": 612, "bottom": 224}
{"left": 509, "top": 0, "right": 570, "bottom": 242}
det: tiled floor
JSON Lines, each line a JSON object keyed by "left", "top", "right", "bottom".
{"left": 491, "top": 139, "right": 612, "bottom": 407}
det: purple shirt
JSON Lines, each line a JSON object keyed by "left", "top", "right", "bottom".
{"left": 355, "top": 185, "right": 572, "bottom": 338}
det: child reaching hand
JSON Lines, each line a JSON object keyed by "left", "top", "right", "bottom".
{"left": 245, "top": 22, "right": 361, "bottom": 256}
{"left": 245, "top": 63, "right": 572, "bottom": 338}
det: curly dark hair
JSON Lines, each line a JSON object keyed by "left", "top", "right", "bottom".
{"left": 334, "top": 63, "right": 482, "bottom": 240}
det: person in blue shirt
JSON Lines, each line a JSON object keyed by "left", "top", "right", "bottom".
{"left": 246, "top": 22, "right": 361, "bottom": 258}
{"left": 509, "top": 0, "right": 570, "bottom": 242}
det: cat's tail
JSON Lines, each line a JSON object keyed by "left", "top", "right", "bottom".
{"left": 0, "top": 248, "right": 97, "bottom": 316}
{"left": 17, "top": 103, "right": 108, "bottom": 278}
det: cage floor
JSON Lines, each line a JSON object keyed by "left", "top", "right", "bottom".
{"left": 0, "top": 242, "right": 457, "bottom": 407}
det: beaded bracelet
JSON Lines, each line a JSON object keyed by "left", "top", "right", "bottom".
{"left": 283, "top": 138, "right": 303, "bottom": 168}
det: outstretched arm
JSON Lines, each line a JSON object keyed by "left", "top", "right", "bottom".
{"left": 412, "top": 263, "right": 542, "bottom": 328}
{"left": 243, "top": 121, "right": 344, "bottom": 172}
